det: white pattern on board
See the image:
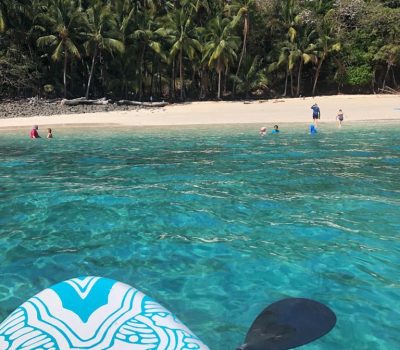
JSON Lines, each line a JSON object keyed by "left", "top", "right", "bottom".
{"left": 0, "top": 277, "right": 209, "bottom": 350}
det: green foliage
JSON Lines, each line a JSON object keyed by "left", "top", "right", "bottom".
{"left": 0, "top": 46, "right": 39, "bottom": 97}
{"left": 374, "top": 44, "right": 400, "bottom": 65}
{"left": 0, "top": 0, "right": 399, "bottom": 101}
{"left": 44, "top": 84, "right": 54, "bottom": 93}
{"left": 231, "top": 55, "right": 268, "bottom": 97}
{"left": 346, "top": 65, "right": 373, "bottom": 86}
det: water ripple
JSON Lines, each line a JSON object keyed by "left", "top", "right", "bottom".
{"left": 0, "top": 124, "right": 399, "bottom": 349}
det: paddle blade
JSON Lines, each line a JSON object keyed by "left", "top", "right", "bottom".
{"left": 238, "top": 298, "right": 336, "bottom": 350}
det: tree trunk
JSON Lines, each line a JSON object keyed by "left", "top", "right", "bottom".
{"left": 191, "top": 69, "right": 196, "bottom": 97}
{"left": 63, "top": 50, "right": 68, "bottom": 98}
{"left": 382, "top": 63, "right": 391, "bottom": 90}
{"left": 173, "top": 58, "right": 176, "bottom": 99}
{"left": 150, "top": 55, "right": 155, "bottom": 99}
{"left": 158, "top": 59, "right": 162, "bottom": 98}
{"left": 117, "top": 100, "right": 168, "bottom": 107}
{"left": 290, "top": 70, "right": 294, "bottom": 97}
{"left": 179, "top": 49, "right": 184, "bottom": 100}
{"left": 62, "top": 97, "right": 109, "bottom": 105}
{"left": 124, "top": 79, "right": 128, "bottom": 100}
{"left": 217, "top": 70, "right": 222, "bottom": 100}
{"left": 139, "top": 45, "right": 146, "bottom": 101}
{"left": 86, "top": 46, "right": 98, "bottom": 99}
{"left": 70, "top": 59, "right": 74, "bottom": 97}
{"left": 199, "top": 68, "right": 207, "bottom": 99}
{"left": 223, "top": 66, "right": 228, "bottom": 95}
{"left": 296, "top": 59, "right": 303, "bottom": 97}
{"left": 372, "top": 67, "right": 376, "bottom": 94}
{"left": 283, "top": 69, "right": 288, "bottom": 96}
{"left": 391, "top": 66, "right": 398, "bottom": 88}
{"left": 233, "top": 15, "right": 248, "bottom": 95}
{"left": 312, "top": 55, "right": 325, "bottom": 96}
{"left": 99, "top": 52, "right": 105, "bottom": 96}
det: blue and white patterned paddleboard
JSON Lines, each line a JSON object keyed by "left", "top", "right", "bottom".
{"left": 0, "top": 276, "right": 209, "bottom": 350}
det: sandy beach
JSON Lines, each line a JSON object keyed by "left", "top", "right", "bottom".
{"left": 0, "top": 94, "right": 399, "bottom": 130}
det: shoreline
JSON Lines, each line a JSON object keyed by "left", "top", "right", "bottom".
{"left": 1, "top": 94, "right": 399, "bottom": 130}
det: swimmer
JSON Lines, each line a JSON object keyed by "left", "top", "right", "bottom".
{"left": 271, "top": 125, "right": 280, "bottom": 134}
{"left": 311, "top": 103, "right": 320, "bottom": 126}
{"left": 310, "top": 124, "right": 317, "bottom": 134}
{"left": 47, "top": 128, "right": 53, "bottom": 138}
{"left": 260, "top": 126, "right": 267, "bottom": 136}
{"left": 336, "top": 109, "right": 344, "bottom": 127}
{"left": 30, "top": 125, "right": 41, "bottom": 139}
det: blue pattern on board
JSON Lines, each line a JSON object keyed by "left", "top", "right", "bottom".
{"left": 0, "top": 276, "right": 209, "bottom": 350}
{"left": 52, "top": 277, "right": 114, "bottom": 322}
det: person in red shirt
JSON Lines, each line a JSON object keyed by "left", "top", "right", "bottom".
{"left": 30, "top": 125, "right": 41, "bottom": 138}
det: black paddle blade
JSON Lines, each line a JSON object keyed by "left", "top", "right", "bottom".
{"left": 238, "top": 298, "right": 336, "bottom": 350}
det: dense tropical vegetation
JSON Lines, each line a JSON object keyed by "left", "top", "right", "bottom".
{"left": 1, "top": 0, "right": 400, "bottom": 101}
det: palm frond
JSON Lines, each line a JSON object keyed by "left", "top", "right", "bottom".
{"left": 37, "top": 35, "right": 58, "bottom": 48}
{"left": 51, "top": 41, "right": 63, "bottom": 61}
{"left": 65, "top": 38, "right": 80, "bottom": 58}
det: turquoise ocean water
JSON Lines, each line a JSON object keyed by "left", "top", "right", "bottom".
{"left": 0, "top": 123, "right": 399, "bottom": 349}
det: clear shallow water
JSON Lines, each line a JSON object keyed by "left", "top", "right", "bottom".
{"left": 0, "top": 123, "right": 399, "bottom": 349}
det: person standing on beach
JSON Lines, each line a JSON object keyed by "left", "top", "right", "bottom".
{"left": 311, "top": 103, "right": 320, "bottom": 126}
{"left": 336, "top": 109, "right": 344, "bottom": 127}
{"left": 30, "top": 125, "right": 41, "bottom": 138}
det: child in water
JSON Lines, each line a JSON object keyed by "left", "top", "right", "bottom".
{"left": 271, "top": 125, "right": 280, "bottom": 134}
{"left": 47, "top": 128, "right": 53, "bottom": 138}
{"left": 336, "top": 109, "right": 344, "bottom": 127}
{"left": 259, "top": 126, "right": 267, "bottom": 136}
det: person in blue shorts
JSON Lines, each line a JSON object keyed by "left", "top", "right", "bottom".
{"left": 271, "top": 125, "right": 280, "bottom": 134}
{"left": 311, "top": 103, "right": 320, "bottom": 126}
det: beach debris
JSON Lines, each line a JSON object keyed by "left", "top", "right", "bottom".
{"left": 378, "top": 86, "right": 400, "bottom": 95}
{"left": 61, "top": 97, "right": 111, "bottom": 106}
{"left": 117, "top": 100, "right": 168, "bottom": 107}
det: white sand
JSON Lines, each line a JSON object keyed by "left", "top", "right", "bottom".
{"left": 0, "top": 94, "right": 399, "bottom": 130}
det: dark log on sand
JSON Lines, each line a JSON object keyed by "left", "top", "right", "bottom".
{"left": 117, "top": 100, "right": 168, "bottom": 107}
{"left": 61, "top": 97, "right": 110, "bottom": 106}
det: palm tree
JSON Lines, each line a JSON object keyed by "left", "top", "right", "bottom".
{"left": 202, "top": 16, "right": 240, "bottom": 99}
{"left": 129, "top": 15, "right": 165, "bottom": 100}
{"left": 227, "top": 0, "right": 254, "bottom": 92}
{"left": 311, "top": 14, "right": 341, "bottom": 95}
{"left": 158, "top": 2, "right": 202, "bottom": 100}
{"left": 374, "top": 44, "right": 400, "bottom": 90}
{"left": 107, "top": 47, "right": 138, "bottom": 99}
{"left": 266, "top": 0, "right": 299, "bottom": 96}
{"left": 290, "top": 16, "right": 317, "bottom": 97}
{"left": 269, "top": 26, "right": 300, "bottom": 98}
{"left": 83, "top": 2, "right": 125, "bottom": 99}
{"left": 282, "top": 39, "right": 297, "bottom": 97}
{"left": 231, "top": 55, "right": 268, "bottom": 98}
{"left": 36, "top": 0, "right": 85, "bottom": 98}
{"left": 268, "top": 44, "right": 290, "bottom": 97}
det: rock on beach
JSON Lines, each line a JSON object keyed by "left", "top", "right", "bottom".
{"left": 0, "top": 98, "right": 140, "bottom": 119}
